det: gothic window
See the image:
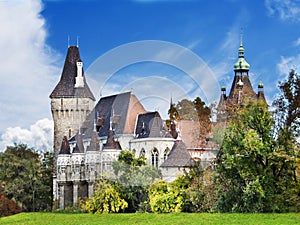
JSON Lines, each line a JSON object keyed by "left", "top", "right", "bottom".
{"left": 152, "top": 148, "right": 159, "bottom": 168}
{"left": 75, "top": 165, "right": 80, "bottom": 174}
{"left": 61, "top": 166, "right": 66, "bottom": 174}
{"left": 164, "top": 147, "right": 170, "bottom": 161}
{"left": 140, "top": 148, "right": 145, "bottom": 158}
{"left": 68, "top": 129, "right": 72, "bottom": 138}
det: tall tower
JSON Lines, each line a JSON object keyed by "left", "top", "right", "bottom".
{"left": 217, "top": 35, "right": 266, "bottom": 122}
{"left": 227, "top": 34, "right": 256, "bottom": 105}
{"left": 50, "top": 46, "right": 95, "bottom": 157}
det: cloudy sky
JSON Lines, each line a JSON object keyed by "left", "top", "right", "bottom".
{"left": 0, "top": 0, "right": 300, "bottom": 151}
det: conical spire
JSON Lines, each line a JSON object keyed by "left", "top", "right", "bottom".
{"left": 73, "top": 130, "right": 84, "bottom": 153}
{"left": 87, "top": 121, "right": 100, "bottom": 151}
{"left": 50, "top": 46, "right": 95, "bottom": 100}
{"left": 59, "top": 134, "right": 71, "bottom": 154}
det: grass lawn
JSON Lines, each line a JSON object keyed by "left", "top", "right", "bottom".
{"left": 1, "top": 212, "right": 300, "bottom": 225}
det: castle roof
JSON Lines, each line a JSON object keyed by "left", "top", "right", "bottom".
{"left": 135, "top": 112, "right": 171, "bottom": 138}
{"left": 59, "top": 135, "right": 71, "bottom": 155}
{"left": 81, "top": 92, "right": 147, "bottom": 139}
{"left": 50, "top": 46, "right": 95, "bottom": 100}
{"left": 160, "top": 140, "right": 194, "bottom": 167}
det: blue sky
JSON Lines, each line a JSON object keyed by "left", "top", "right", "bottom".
{"left": 1, "top": 0, "right": 300, "bottom": 151}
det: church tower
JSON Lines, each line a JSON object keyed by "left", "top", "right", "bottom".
{"left": 217, "top": 35, "right": 266, "bottom": 121}
{"left": 50, "top": 46, "right": 95, "bottom": 157}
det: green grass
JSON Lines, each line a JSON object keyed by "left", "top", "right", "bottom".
{"left": 1, "top": 212, "right": 300, "bottom": 225}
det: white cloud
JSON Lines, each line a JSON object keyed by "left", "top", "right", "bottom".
{"left": 277, "top": 55, "right": 300, "bottom": 76}
{"left": 294, "top": 37, "right": 300, "bottom": 46}
{"left": 0, "top": 118, "right": 53, "bottom": 152}
{"left": 265, "top": 0, "right": 300, "bottom": 22}
{"left": 0, "top": 0, "right": 60, "bottom": 133}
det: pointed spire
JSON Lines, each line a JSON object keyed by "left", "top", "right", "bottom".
{"left": 234, "top": 31, "right": 250, "bottom": 71}
{"left": 59, "top": 134, "right": 71, "bottom": 154}
{"left": 49, "top": 45, "right": 95, "bottom": 100}
{"left": 87, "top": 120, "right": 99, "bottom": 151}
{"left": 73, "top": 132, "right": 84, "bottom": 153}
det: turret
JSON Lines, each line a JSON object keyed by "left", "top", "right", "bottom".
{"left": 227, "top": 34, "right": 256, "bottom": 104}
{"left": 257, "top": 81, "right": 266, "bottom": 103}
{"left": 50, "top": 46, "right": 95, "bottom": 158}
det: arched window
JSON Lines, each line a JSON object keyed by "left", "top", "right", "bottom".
{"left": 164, "top": 147, "right": 170, "bottom": 161}
{"left": 152, "top": 148, "right": 159, "bottom": 168}
{"left": 140, "top": 148, "right": 145, "bottom": 158}
{"left": 68, "top": 129, "right": 72, "bottom": 138}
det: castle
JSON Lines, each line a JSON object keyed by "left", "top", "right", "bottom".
{"left": 50, "top": 38, "right": 265, "bottom": 209}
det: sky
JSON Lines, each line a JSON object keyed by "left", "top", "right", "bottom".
{"left": 0, "top": 0, "right": 300, "bottom": 151}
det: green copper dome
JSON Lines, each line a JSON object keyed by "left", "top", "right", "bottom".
{"left": 221, "top": 86, "right": 226, "bottom": 91}
{"left": 234, "top": 36, "right": 250, "bottom": 71}
{"left": 258, "top": 81, "right": 264, "bottom": 88}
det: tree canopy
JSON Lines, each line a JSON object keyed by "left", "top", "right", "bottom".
{"left": 0, "top": 144, "right": 53, "bottom": 212}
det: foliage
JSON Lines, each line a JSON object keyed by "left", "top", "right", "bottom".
{"left": 148, "top": 179, "right": 185, "bottom": 213}
{"left": 215, "top": 101, "right": 300, "bottom": 212}
{"left": 183, "top": 162, "right": 218, "bottom": 212}
{"left": 0, "top": 188, "right": 21, "bottom": 217}
{"left": 0, "top": 144, "right": 53, "bottom": 212}
{"left": 112, "top": 150, "right": 161, "bottom": 212}
{"left": 273, "top": 69, "right": 300, "bottom": 137}
{"left": 167, "top": 97, "right": 211, "bottom": 136}
{"left": 82, "top": 179, "right": 127, "bottom": 214}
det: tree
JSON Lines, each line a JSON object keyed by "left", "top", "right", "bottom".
{"left": 182, "top": 161, "right": 217, "bottom": 212}
{"left": 112, "top": 150, "right": 161, "bottom": 212}
{"left": 215, "top": 101, "right": 299, "bottom": 212}
{"left": 273, "top": 69, "right": 300, "bottom": 138}
{"left": 82, "top": 179, "right": 127, "bottom": 214}
{"left": 148, "top": 179, "right": 184, "bottom": 213}
{"left": 0, "top": 144, "right": 53, "bottom": 212}
{"left": 0, "top": 187, "right": 21, "bottom": 217}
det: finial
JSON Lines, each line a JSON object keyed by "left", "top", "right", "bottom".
{"left": 240, "top": 28, "right": 243, "bottom": 47}
{"left": 76, "top": 36, "right": 79, "bottom": 47}
{"left": 109, "top": 109, "right": 114, "bottom": 131}
{"left": 68, "top": 35, "right": 70, "bottom": 48}
{"left": 93, "top": 119, "right": 96, "bottom": 132}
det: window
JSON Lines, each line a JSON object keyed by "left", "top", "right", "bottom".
{"left": 61, "top": 166, "right": 66, "bottom": 174}
{"left": 75, "top": 165, "right": 80, "bottom": 173}
{"left": 164, "top": 147, "right": 170, "bottom": 160}
{"left": 68, "top": 129, "right": 72, "bottom": 138}
{"left": 152, "top": 148, "right": 159, "bottom": 168}
{"left": 140, "top": 148, "right": 145, "bottom": 158}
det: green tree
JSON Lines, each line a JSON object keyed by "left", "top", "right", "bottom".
{"left": 216, "top": 100, "right": 300, "bottom": 212}
{"left": 112, "top": 150, "right": 161, "bottom": 212}
{"left": 182, "top": 161, "right": 217, "bottom": 212}
{"left": 0, "top": 144, "right": 53, "bottom": 212}
{"left": 273, "top": 69, "right": 300, "bottom": 137}
{"left": 148, "top": 179, "right": 184, "bottom": 213}
{"left": 82, "top": 179, "right": 128, "bottom": 214}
